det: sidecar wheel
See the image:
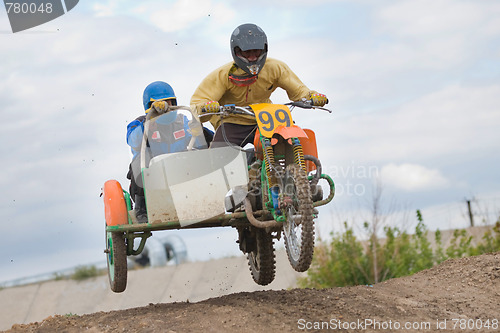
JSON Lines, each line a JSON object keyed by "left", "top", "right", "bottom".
{"left": 247, "top": 228, "right": 275, "bottom": 286}
{"left": 282, "top": 164, "right": 315, "bottom": 272}
{"left": 106, "top": 228, "right": 127, "bottom": 292}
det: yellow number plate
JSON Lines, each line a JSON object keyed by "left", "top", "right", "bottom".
{"left": 250, "top": 103, "right": 293, "bottom": 138}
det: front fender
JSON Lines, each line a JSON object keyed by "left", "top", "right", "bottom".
{"left": 272, "top": 125, "right": 308, "bottom": 141}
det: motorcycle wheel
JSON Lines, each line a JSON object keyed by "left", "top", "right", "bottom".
{"left": 106, "top": 228, "right": 127, "bottom": 292}
{"left": 282, "top": 164, "right": 315, "bottom": 272}
{"left": 247, "top": 227, "right": 276, "bottom": 286}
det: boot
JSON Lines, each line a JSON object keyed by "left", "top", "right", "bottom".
{"left": 134, "top": 195, "right": 148, "bottom": 224}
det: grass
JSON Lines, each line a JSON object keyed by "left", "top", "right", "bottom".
{"left": 71, "top": 265, "right": 105, "bottom": 281}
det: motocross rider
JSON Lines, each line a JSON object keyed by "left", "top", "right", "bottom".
{"left": 126, "top": 81, "right": 193, "bottom": 223}
{"left": 190, "top": 23, "right": 328, "bottom": 148}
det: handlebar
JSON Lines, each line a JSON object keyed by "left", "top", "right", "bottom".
{"left": 285, "top": 99, "right": 332, "bottom": 113}
{"left": 200, "top": 99, "right": 332, "bottom": 117}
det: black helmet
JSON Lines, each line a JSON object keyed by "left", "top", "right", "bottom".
{"left": 230, "top": 23, "right": 268, "bottom": 76}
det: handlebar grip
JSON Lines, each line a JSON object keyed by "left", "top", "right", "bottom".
{"left": 287, "top": 100, "right": 314, "bottom": 109}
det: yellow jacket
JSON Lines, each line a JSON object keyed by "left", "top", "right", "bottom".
{"left": 190, "top": 58, "right": 317, "bottom": 129}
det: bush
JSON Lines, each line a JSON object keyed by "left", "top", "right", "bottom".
{"left": 475, "top": 222, "right": 500, "bottom": 254}
{"left": 305, "top": 223, "right": 370, "bottom": 289}
{"left": 71, "top": 265, "right": 100, "bottom": 281}
{"left": 299, "top": 212, "right": 500, "bottom": 289}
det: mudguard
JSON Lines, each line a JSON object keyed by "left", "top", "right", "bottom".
{"left": 103, "top": 180, "right": 128, "bottom": 226}
{"left": 301, "top": 129, "right": 319, "bottom": 172}
{"left": 271, "top": 125, "right": 308, "bottom": 142}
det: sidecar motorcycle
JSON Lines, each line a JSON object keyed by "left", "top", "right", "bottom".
{"left": 102, "top": 102, "right": 335, "bottom": 292}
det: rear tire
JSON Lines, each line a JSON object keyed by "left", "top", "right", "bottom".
{"left": 247, "top": 228, "right": 276, "bottom": 285}
{"left": 106, "top": 228, "right": 127, "bottom": 292}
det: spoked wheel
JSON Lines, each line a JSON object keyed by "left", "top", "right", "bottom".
{"left": 105, "top": 227, "right": 128, "bottom": 293}
{"left": 281, "top": 164, "right": 315, "bottom": 272}
{"left": 247, "top": 227, "right": 276, "bottom": 285}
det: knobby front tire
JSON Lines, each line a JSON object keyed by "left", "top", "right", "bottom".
{"left": 282, "top": 164, "right": 315, "bottom": 272}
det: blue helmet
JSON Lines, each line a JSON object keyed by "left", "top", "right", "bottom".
{"left": 142, "top": 81, "right": 177, "bottom": 112}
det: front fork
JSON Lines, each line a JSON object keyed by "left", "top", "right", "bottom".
{"left": 260, "top": 136, "right": 306, "bottom": 222}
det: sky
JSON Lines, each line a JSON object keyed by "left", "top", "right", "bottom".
{"left": 1, "top": 0, "right": 500, "bottom": 284}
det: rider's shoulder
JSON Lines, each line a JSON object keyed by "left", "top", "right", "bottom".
{"left": 127, "top": 115, "right": 145, "bottom": 127}
{"left": 201, "top": 61, "right": 235, "bottom": 83}
{"left": 262, "top": 58, "right": 291, "bottom": 72}
{"left": 265, "top": 58, "right": 288, "bottom": 67}
{"left": 265, "top": 57, "right": 283, "bottom": 65}
{"left": 259, "top": 58, "right": 293, "bottom": 78}
{"left": 211, "top": 61, "right": 235, "bottom": 76}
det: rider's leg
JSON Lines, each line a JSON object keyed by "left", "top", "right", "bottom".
{"left": 128, "top": 163, "right": 148, "bottom": 223}
{"left": 212, "top": 124, "right": 257, "bottom": 213}
{"left": 210, "top": 123, "right": 256, "bottom": 148}
{"left": 134, "top": 194, "right": 148, "bottom": 223}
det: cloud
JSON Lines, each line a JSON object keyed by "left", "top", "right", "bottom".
{"left": 88, "top": 0, "right": 236, "bottom": 33}
{"left": 321, "top": 83, "right": 500, "bottom": 165}
{"left": 151, "top": 0, "right": 234, "bottom": 33}
{"left": 381, "top": 163, "right": 449, "bottom": 191}
{"left": 91, "top": 0, "right": 121, "bottom": 17}
{"left": 277, "top": 0, "right": 500, "bottom": 113}
{"left": 1, "top": 0, "right": 500, "bottom": 284}
{"left": 371, "top": 0, "right": 500, "bottom": 70}
{"left": 375, "top": 0, "right": 500, "bottom": 37}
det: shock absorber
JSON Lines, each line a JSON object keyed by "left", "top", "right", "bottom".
{"left": 262, "top": 138, "right": 281, "bottom": 212}
{"left": 263, "top": 138, "right": 277, "bottom": 188}
{"left": 291, "top": 138, "right": 307, "bottom": 173}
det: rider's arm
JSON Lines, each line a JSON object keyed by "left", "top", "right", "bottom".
{"left": 126, "top": 118, "right": 145, "bottom": 153}
{"left": 190, "top": 62, "right": 232, "bottom": 120}
{"left": 271, "top": 59, "right": 318, "bottom": 101}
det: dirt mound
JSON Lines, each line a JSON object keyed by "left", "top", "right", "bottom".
{"left": 6, "top": 252, "right": 499, "bottom": 333}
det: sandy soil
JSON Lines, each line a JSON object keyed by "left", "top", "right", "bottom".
{"left": 5, "top": 252, "right": 499, "bottom": 333}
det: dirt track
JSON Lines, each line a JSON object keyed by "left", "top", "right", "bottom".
{"left": 5, "top": 252, "right": 499, "bottom": 332}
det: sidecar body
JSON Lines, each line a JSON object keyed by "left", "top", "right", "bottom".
{"left": 104, "top": 106, "right": 250, "bottom": 232}
{"left": 142, "top": 146, "right": 249, "bottom": 226}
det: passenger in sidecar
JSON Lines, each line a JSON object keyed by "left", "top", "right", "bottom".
{"left": 126, "top": 81, "right": 211, "bottom": 223}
